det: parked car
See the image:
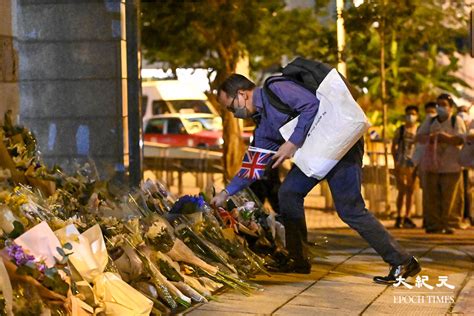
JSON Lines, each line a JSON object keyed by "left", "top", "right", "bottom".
{"left": 144, "top": 113, "right": 253, "bottom": 149}
{"left": 144, "top": 113, "right": 224, "bottom": 148}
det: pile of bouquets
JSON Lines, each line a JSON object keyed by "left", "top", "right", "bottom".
{"left": 0, "top": 180, "right": 266, "bottom": 315}
{"left": 0, "top": 112, "right": 328, "bottom": 315}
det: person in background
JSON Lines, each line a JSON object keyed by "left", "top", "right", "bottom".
{"left": 457, "top": 105, "right": 472, "bottom": 127}
{"left": 416, "top": 94, "right": 466, "bottom": 234}
{"left": 457, "top": 104, "right": 472, "bottom": 228}
{"left": 391, "top": 105, "right": 419, "bottom": 228}
{"left": 412, "top": 101, "right": 437, "bottom": 228}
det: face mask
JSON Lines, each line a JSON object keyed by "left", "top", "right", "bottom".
{"left": 436, "top": 106, "right": 449, "bottom": 121}
{"left": 406, "top": 114, "right": 417, "bottom": 124}
{"left": 233, "top": 104, "right": 251, "bottom": 119}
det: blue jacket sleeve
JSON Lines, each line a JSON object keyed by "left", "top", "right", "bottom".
{"left": 269, "top": 81, "right": 319, "bottom": 147}
{"left": 226, "top": 175, "right": 255, "bottom": 196}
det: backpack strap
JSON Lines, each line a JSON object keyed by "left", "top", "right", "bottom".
{"left": 395, "top": 124, "right": 405, "bottom": 160}
{"left": 398, "top": 124, "right": 405, "bottom": 146}
{"left": 430, "top": 115, "right": 457, "bottom": 128}
{"left": 263, "top": 76, "right": 299, "bottom": 119}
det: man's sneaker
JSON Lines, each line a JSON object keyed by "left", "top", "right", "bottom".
{"left": 443, "top": 228, "right": 455, "bottom": 235}
{"left": 394, "top": 216, "right": 403, "bottom": 228}
{"left": 402, "top": 217, "right": 416, "bottom": 228}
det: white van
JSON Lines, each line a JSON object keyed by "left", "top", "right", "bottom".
{"left": 141, "top": 80, "right": 219, "bottom": 123}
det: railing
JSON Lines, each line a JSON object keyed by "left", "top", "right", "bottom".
{"left": 143, "top": 139, "right": 423, "bottom": 217}
{"left": 143, "top": 141, "right": 223, "bottom": 194}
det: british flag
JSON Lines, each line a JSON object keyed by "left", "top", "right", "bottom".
{"left": 237, "top": 147, "right": 275, "bottom": 180}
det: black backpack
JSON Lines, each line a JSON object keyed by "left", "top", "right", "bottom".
{"left": 262, "top": 58, "right": 353, "bottom": 119}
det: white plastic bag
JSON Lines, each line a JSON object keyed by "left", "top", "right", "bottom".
{"left": 279, "top": 69, "right": 370, "bottom": 179}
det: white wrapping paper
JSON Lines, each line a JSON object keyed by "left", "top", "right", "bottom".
{"left": 55, "top": 224, "right": 153, "bottom": 316}
{"left": 14, "top": 221, "right": 62, "bottom": 268}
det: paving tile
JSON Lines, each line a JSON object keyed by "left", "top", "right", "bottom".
{"left": 188, "top": 295, "right": 286, "bottom": 314}
{"left": 187, "top": 310, "right": 260, "bottom": 316}
{"left": 363, "top": 246, "right": 470, "bottom": 315}
{"left": 186, "top": 230, "right": 474, "bottom": 315}
{"left": 452, "top": 275, "right": 474, "bottom": 314}
{"left": 274, "top": 304, "right": 360, "bottom": 316}
{"left": 329, "top": 254, "right": 388, "bottom": 280}
{"left": 284, "top": 279, "right": 384, "bottom": 312}
{"left": 321, "top": 271, "right": 381, "bottom": 285}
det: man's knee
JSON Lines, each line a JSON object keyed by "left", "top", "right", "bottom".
{"left": 334, "top": 194, "right": 367, "bottom": 223}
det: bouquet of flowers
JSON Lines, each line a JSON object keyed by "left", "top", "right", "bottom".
{"left": 0, "top": 221, "right": 71, "bottom": 315}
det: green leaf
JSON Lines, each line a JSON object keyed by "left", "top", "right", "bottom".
{"left": 56, "top": 247, "right": 66, "bottom": 257}
{"left": 63, "top": 242, "right": 73, "bottom": 250}
{"left": 7, "top": 221, "right": 25, "bottom": 239}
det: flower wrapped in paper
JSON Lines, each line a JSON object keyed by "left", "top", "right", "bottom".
{"left": 0, "top": 258, "right": 13, "bottom": 316}
{"left": 55, "top": 224, "right": 153, "bottom": 316}
{"left": 0, "top": 221, "right": 70, "bottom": 314}
{"left": 14, "top": 221, "right": 62, "bottom": 268}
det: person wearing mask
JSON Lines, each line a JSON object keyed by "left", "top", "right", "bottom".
{"left": 211, "top": 73, "right": 420, "bottom": 285}
{"left": 457, "top": 105, "right": 472, "bottom": 228}
{"left": 412, "top": 102, "right": 437, "bottom": 228}
{"left": 416, "top": 94, "right": 466, "bottom": 234}
{"left": 392, "top": 105, "right": 419, "bottom": 228}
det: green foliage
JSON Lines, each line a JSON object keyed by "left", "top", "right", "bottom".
{"left": 7, "top": 220, "right": 25, "bottom": 239}
{"left": 141, "top": 0, "right": 284, "bottom": 85}
{"left": 247, "top": 7, "right": 338, "bottom": 81}
{"left": 158, "top": 259, "right": 183, "bottom": 282}
{"left": 40, "top": 267, "right": 69, "bottom": 297}
{"left": 141, "top": 1, "right": 338, "bottom": 84}
{"left": 345, "top": 0, "right": 469, "bottom": 109}
{"left": 56, "top": 243, "right": 72, "bottom": 265}
{"left": 141, "top": 0, "right": 469, "bottom": 121}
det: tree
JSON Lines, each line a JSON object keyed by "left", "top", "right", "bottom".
{"left": 344, "top": 0, "right": 469, "bottom": 111}
{"left": 141, "top": 0, "right": 284, "bottom": 181}
{"left": 246, "top": 6, "right": 338, "bottom": 83}
{"left": 141, "top": 0, "right": 337, "bottom": 181}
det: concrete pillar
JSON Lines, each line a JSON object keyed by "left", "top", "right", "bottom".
{"left": 0, "top": 0, "right": 19, "bottom": 121}
{"left": 10, "top": 0, "right": 141, "bottom": 181}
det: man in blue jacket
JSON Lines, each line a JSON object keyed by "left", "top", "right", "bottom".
{"left": 211, "top": 74, "right": 421, "bottom": 284}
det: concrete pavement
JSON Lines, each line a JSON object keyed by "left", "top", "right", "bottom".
{"left": 185, "top": 226, "right": 474, "bottom": 316}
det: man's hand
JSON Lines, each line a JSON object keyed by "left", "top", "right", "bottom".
{"left": 437, "top": 132, "right": 463, "bottom": 145}
{"left": 272, "top": 141, "right": 298, "bottom": 168}
{"left": 210, "top": 190, "right": 229, "bottom": 207}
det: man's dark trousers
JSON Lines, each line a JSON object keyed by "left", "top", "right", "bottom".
{"left": 278, "top": 140, "right": 411, "bottom": 266}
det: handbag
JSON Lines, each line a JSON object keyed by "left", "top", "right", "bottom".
{"left": 459, "top": 141, "right": 474, "bottom": 168}
{"left": 420, "top": 135, "right": 439, "bottom": 172}
{"left": 279, "top": 69, "right": 370, "bottom": 179}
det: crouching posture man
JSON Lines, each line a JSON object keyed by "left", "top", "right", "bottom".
{"left": 211, "top": 73, "right": 421, "bottom": 284}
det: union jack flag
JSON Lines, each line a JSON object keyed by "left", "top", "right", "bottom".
{"left": 237, "top": 146, "right": 275, "bottom": 180}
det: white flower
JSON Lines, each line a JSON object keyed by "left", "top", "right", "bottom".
{"left": 146, "top": 221, "right": 168, "bottom": 239}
